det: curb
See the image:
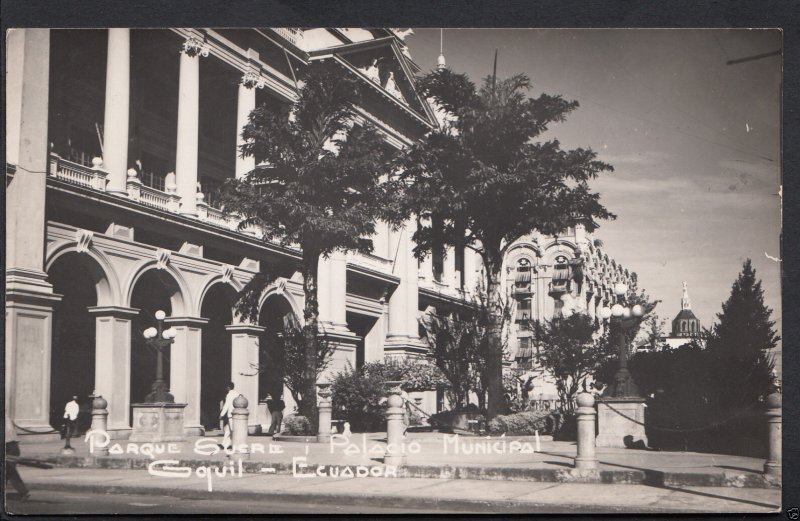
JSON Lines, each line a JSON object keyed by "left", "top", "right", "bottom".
{"left": 27, "top": 454, "right": 778, "bottom": 489}
{"left": 27, "top": 480, "right": 752, "bottom": 514}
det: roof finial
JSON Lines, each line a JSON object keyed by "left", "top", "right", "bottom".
{"left": 681, "top": 281, "right": 692, "bottom": 310}
{"left": 437, "top": 28, "right": 446, "bottom": 70}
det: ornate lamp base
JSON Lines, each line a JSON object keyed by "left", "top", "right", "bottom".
{"left": 605, "top": 367, "right": 640, "bottom": 399}
{"left": 144, "top": 381, "right": 175, "bottom": 404}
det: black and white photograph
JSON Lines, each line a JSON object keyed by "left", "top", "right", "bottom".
{"left": 4, "top": 18, "right": 786, "bottom": 516}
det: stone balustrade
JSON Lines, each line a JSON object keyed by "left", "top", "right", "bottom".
{"left": 49, "top": 154, "right": 108, "bottom": 191}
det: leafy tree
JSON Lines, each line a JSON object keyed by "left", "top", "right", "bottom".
{"left": 245, "top": 313, "right": 334, "bottom": 412}
{"left": 420, "top": 300, "right": 511, "bottom": 412}
{"left": 706, "top": 259, "right": 778, "bottom": 413}
{"left": 397, "top": 69, "right": 614, "bottom": 418}
{"left": 534, "top": 313, "right": 615, "bottom": 414}
{"left": 637, "top": 315, "right": 667, "bottom": 351}
{"left": 219, "top": 61, "right": 403, "bottom": 421}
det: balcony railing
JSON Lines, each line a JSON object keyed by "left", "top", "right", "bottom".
{"left": 45, "top": 154, "right": 440, "bottom": 282}
{"left": 49, "top": 154, "right": 108, "bottom": 191}
{"left": 138, "top": 184, "right": 173, "bottom": 211}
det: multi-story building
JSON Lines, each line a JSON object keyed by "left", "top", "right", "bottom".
{"left": 6, "top": 27, "right": 489, "bottom": 440}
{"left": 505, "top": 226, "right": 637, "bottom": 408}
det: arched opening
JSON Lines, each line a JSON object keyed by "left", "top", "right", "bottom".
{"left": 48, "top": 253, "right": 98, "bottom": 431}
{"left": 199, "top": 283, "right": 235, "bottom": 430}
{"left": 258, "top": 295, "right": 295, "bottom": 403}
{"left": 129, "top": 270, "right": 178, "bottom": 413}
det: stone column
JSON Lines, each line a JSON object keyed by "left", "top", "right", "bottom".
{"left": 166, "top": 316, "right": 208, "bottom": 435}
{"left": 463, "top": 246, "right": 476, "bottom": 294}
{"left": 386, "top": 221, "right": 422, "bottom": 354}
{"left": 227, "top": 324, "right": 264, "bottom": 432}
{"left": 103, "top": 28, "right": 130, "bottom": 195}
{"left": 574, "top": 392, "right": 598, "bottom": 470}
{"left": 444, "top": 245, "right": 456, "bottom": 288}
{"left": 6, "top": 29, "right": 63, "bottom": 436}
{"left": 318, "top": 251, "right": 348, "bottom": 330}
{"left": 88, "top": 306, "right": 139, "bottom": 436}
{"left": 764, "top": 392, "right": 781, "bottom": 479}
{"left": 235, "top": 57, "right": 261, "bottom": 179}
{"left": 175, "top": 36, "right": 206, "bottom": 217}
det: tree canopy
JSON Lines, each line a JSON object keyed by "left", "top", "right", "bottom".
{"left": 218, "top": 60, "right": 403, "bottom": 421}
{"left": 397, "top": 69, "right": 615, "bottom": 268}
{"left": 220, "top": 60, "right": 404, "bottom": 259}
{"left": 397, "top": 68, "right": 615, "bottom": 418}
{"left": 534, "top": 313, "right": 615, "bottom": 413}
{"left": 706, "top": 259, "right": 778, "bottom": 412}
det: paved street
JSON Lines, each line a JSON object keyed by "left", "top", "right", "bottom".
{"left": 5, "top": 489, "right": 432, "bottom": 515}
{"left": 4, "top": 467, "right": 781, "bottom": 514}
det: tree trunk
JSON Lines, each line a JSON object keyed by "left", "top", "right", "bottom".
{"left": 485, "top": 265, "right": 505, "bottom": 419}
{"left": 299, "top": 252, "right": 320, "bottom": 425}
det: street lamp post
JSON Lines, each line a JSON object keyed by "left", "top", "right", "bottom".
{"left": 142, "top": 310, "right": 177, "bottom": 403}
{"left": 598, "top": 283, "right": 644, "bottom": 398}
{"left": 595, "top": 283, "right": 649, "bottom": 448}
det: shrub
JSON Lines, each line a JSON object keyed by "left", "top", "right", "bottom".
{"left": 330, "top": 363, "right": 387, "bottom": 432}
{"left": 487, "top": 410, "right": 554, "bottom": 436}
{"left": 282, "top": 415, "right": 312, "bottom": 436}
{"left": 330, "top": 358, "right": 449, "bottom": 432}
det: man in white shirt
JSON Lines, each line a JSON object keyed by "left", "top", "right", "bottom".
{"left": 219, "top": 383, "right": 237, "bottom": 449}
{"left": 63, "top": 396, "right": 80, "bottom": 449}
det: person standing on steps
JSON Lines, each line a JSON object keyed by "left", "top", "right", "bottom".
{"left": 265, "top": 394, "right": 285, "bottom": 436}
{"left": 219, "top": 382, "right": 237, "bottom": 449}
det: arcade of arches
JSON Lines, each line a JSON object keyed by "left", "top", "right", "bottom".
{"left": 42, "top": 239, "right": 304, "bottom": 438}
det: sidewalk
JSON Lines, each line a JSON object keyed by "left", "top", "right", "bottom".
{"left": 19, "top": 431, "right": 775, "bottom": 488}
{"left": 11, "top": 467, "right": 782, "bottom": 513}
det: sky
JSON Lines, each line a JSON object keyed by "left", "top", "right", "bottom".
{"left": 406, "top": 28, "right": 782, "bottom": 335}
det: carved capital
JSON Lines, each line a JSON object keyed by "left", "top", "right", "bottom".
{"left": 241, "top": 70, "right": 266, "bottom": 89}
{"left": 182, "top": 37, "right": 209, "bottom": 58}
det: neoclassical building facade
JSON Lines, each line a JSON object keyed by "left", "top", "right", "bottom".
{"left": 504, "top": 226, "right": 637, "bottom": 406}
{"left": 6, "top": 27, "right": 489, "bottom": 440}
{"left": 6, "top": 27, "right": 636, "bottom": 438}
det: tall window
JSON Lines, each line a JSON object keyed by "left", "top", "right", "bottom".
{"left": 514, "top": 258, "right": 533, "bottom": 296}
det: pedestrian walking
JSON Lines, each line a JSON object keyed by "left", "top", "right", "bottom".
{"left": 219, "top": 382, "right": 237, "bottom": 449}
{"left": 63, "top": 395, "right": 79, "bottom": 449}
{"left": 265, "top": 394, "right": 285, "bottom": 436}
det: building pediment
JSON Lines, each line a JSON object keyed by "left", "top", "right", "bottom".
{"left": 308, "top": 37, "right": 437, "bottom": 129}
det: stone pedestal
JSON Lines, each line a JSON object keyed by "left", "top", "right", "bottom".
{"left": 129, "top": 403, "right": 187, "bottom": 442}
{"left": 574, "top": 393, "right": 598, "bottom": 470}
{"left": 764, "top": 392, "right": 781, "bottom": 479}
{"left": 384, "top": 381, "right": 407, "bottom": 466}
{"left": 596, "top": 398, "right": 648, "bottom": 448}
{"left": 317, "top": 383, "right": 332, "bottom": 444}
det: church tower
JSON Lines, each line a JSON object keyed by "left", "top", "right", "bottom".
{"left": 671, "top": 281, "right": 702, "bottom": 338}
